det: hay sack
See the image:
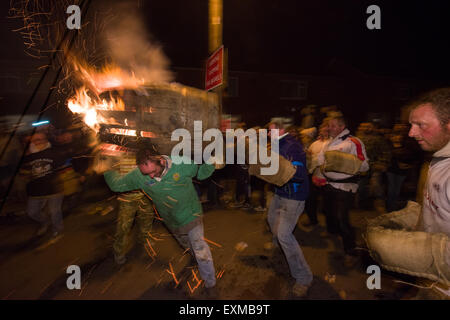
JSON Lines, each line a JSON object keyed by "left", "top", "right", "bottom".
{"left": 324, "top": 150, "right": 363, "bottom": 175}
{"left": 249, "top": 154, "right": 296, "bottom": 187}
{"left": 365, "top": 201, "right": 450, "bottom": 286}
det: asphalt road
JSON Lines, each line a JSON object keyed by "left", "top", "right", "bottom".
{"left": 0, "top": 182, "right": 418, "bottom": 300}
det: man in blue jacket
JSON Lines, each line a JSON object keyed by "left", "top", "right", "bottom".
{"left": 266, "top": 122, "right": 313, "bottom": 298}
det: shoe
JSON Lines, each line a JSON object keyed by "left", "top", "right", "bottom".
{"left": 254, "top": 206, "right": 266, "bottom": 212}
{"left": 301, "top": 220, "right": 318, "bottom": 227}
{"left": 204, "top": 280, "right": 216, "bottom": 289}
{"left": 229, "top": 201, "right": 244, "bottom": 208}
{"left": 36, "top": 223, "right": 50, "bottom": 237}
{"left": 292, "top": 283, "right": 310, "bottom": 298}
{"left": 241, "top": 203, "right": 252, "bottom": 210}
{"left": 203, "top": 286, "right": 218, "bottom": 299}
{"left": 343, "top": 254, "right": 360, "bottom": 268}
{"left": 13, "top": 210, "right": 27, "bottom": 216}
{"left": 114, "top": 253, "right": 127, "bottom": 265}
{"left": 52, "top": 231, "right": 64, "bottom": 238}
{"left": 263, "top": 242, "right": 278, "bottom": 251}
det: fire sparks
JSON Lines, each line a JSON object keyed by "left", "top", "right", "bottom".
{"left": 216, "top": 269, "right": 225, "bottom": 279}
{"left": 187, "top": 269, "right": 203, "bottom": 294}
{"left": 202, "top": 237, "right": 222, "bottom": 248}
{"left": 166, "top": 263, "right": 180, "bottom": 287}
{"left": 146, "top": 238, "right": 157, "bottom": 257}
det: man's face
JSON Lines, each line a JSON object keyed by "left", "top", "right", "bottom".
{"left": 319, "top": 124, "right": 329, "bottom": 139}
{"left": 30, "top": 133, "right": 48, "bottom": 151}
{"left": 268, "top": 124, "right": 285, "bottom": 137}
{"left": 409, "top": 104, "right": 450, "bottom": 152}
{"left": 138, "top": 159, "right": 164, "bottom": 178}
{"left": 328, "top": 119, "right": 345, "bottom": 138}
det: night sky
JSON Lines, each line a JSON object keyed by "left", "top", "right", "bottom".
{"left": 1, "top": 0, "right": 449, "bottom": 79}
{"left": 0, "top": 0, "right": 449, "bottom": 121}
{"left": 143, "top": 0, "right": 450, "bottom": 81}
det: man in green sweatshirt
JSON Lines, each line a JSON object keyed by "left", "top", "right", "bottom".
{"left": 101, "top": 148, "right": 217, "bottom": 289}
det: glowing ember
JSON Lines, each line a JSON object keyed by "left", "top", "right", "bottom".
{"left": 109, "top": 128, "right": 137, "bottom": 136}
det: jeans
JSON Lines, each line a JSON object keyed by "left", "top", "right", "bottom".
{"left": 386, "top": 172, "right": 406, "bottom": 212}
{"left": 27, "top": 193, "right": 64, "bottom": 232}
{"left": 173, "top": 223, "right": 216, "bottom": 288}
{"left": 267, "top": 194, "right": 313, "bottom": 286}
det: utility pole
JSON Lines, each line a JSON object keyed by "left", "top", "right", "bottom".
{"left": 208, "top": 0, "right": 222, "bottom": 54}
{"left": 208, "top": 0, "right": 224, "bottom": 117}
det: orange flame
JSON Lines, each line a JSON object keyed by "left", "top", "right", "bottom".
{"left": 71, "top": 57, "right": 145, "bottom": 93}
{"left": 67, "top": 56, "right": 145, "bottom": 131}
{"left": 67, "top": 86, "right": 126, "bottom": 131}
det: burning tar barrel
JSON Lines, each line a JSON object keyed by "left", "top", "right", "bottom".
{"left": 96, "top": 83, "right": 220, "bottom": 155}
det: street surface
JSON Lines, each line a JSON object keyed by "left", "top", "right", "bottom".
{"left": 0, "top": 177, "right": 417, "bottom": 300}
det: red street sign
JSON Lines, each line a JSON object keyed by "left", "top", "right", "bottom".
{"left": 205, "top": 45, "right": 224, "bottom": 91}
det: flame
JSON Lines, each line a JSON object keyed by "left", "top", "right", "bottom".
{"left": 67, "top": 86, "right": 126, "bottom": 131}
{"left": 71, "top": 56, "right": 145, "bottom": 93}
{"left": 67, "top": 57, "right": 145, "bottom": 131}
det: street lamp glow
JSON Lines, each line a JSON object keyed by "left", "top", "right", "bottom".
{"left": 31, "top": 120, "right": 50, "bottom": 127}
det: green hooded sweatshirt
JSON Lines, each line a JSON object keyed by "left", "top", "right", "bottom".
{"left": 104, "top": 156, "right": 215, "bottom": 230}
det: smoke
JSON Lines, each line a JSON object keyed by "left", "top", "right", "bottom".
{"left": 100, "top": 1, "right": 174, "bottom": 85}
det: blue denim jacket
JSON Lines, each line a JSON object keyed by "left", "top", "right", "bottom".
{"left": 274, "top": 134, "right": 309, "bottom": 201}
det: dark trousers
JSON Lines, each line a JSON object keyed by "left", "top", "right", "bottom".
{"left": 305, "top": 175, "right": 319, "bottom": 224}
{"left": 386, "top": 172, "right": 406, "bottom": 212}
{"left": 252, "top": 176, "right": 267, "bottom": 208}
{"left": 323, "top": 184, "right": 356, "bottom": 255}
{"left": 235, "top": 165, "right": 250, "bottom": 203}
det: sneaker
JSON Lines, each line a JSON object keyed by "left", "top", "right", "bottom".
{"left": 254, "top": 206, "right": 266, "bottom": 212}
{"left": 241, "top": 202, "right": 252, "bottom": 210}
{"left": 229, "top": 201, "right": 244, "bottom": 208}
{"left": 204, "top": 280, "right": 216, "bottom": 289}
{"left": 292, "top": 283, "right": 310, "bottom": 298}
{"left": 114, "top": 253, "right": 127, "bottom": 265}
{"left": 13, "top": 210, "right": 27, "bottom": 216}
{"left": 52, "top": 231, "right": 64, "bottom": 239}
{"left": 36, "top": 223, "right": 50, "bottom": 237}
{"left": 203, "top": 286, "right": 218, "bottom": 299}
{"left": 301, "top": 220, "right": 319, "bottom": 227}
{"left": 263, "top": 242, "right": 278, "bottom": 251}
{"left": 343, "top": 254, "right": 360, "bottom": 268}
